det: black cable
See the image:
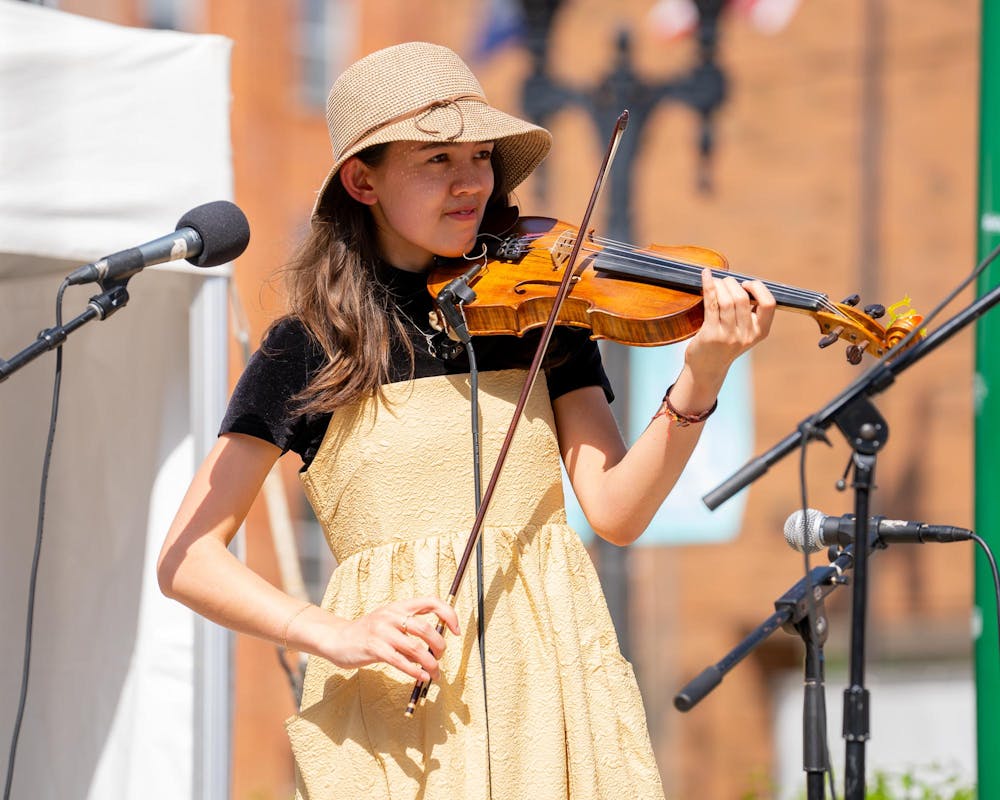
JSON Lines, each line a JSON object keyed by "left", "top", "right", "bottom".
{"left": 464, "top": 332, "right": 493, "bottom": 800}
{"left": 4, "top": 280, "right": 69, "bottom": 800}
{"left": 972, "top": 534, "right": 1000, "bottom": 665}
{"left": 468, "top": 339, "right": 483, "bottom": 506}
{"left": 796, "top": 426, "right": 839, "bottom": 800}
{"left": 468, "top": 337, "right": 484, "bottom": 645}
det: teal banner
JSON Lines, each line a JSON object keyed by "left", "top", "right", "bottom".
{"left": 975, "top": 1, "right": 1000, "bottom": 796}
{"left": 562, "top": 347, "right": 752, "bottom": 546}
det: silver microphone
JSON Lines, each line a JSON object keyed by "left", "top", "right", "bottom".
{"left": 784, "top": 508, "right": 974, "bottom": 553}
{"left": 784, "top": 508, "right": 830, "bottom": 553}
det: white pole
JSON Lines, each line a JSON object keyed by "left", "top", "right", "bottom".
{"left": 189, "top": 274, "right": 232, "bottom": 800}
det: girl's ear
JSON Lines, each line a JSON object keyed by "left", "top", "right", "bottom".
{"left": 339, "top": 157, "right": 378, "bottom": 206}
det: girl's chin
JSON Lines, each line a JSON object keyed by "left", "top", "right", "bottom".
{"left": 435, "top": 241, "right": 480, "bottom": 260}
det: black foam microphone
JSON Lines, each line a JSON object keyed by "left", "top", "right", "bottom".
{"left": 784, "top": 508, "right": 974, "bottom": 553}
{"left": 66, "top": 200, "right": 250, "bottom": 286}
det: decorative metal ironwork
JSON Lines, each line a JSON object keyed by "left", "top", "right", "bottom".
{"left": 515, "top": 0, "right": 731, "bottom": 656}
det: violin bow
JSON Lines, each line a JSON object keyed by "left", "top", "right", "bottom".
{"left": 405, "top": 110, "right": 631, "bottom": 716}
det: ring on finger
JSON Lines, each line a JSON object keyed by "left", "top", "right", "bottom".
{"left": 401, "top": 612, "right": 415, "bottom": 635}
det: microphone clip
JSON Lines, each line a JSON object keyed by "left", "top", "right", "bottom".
{"left": 434, "top": 257, "right": 483, "bottom": 349}
{"left": 88, "top": 283, "right": 131, "bottom": 320}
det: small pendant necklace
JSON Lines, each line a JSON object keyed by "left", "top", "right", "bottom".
{"left": 396, "top": 305, "right": 438, "bottom": 355}
{"left": 395, "top": 305, "right": 464, "bottom": 360}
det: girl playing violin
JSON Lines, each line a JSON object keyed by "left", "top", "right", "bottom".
{"left": 157, "top": 41, "right": 775, "bottom": 799}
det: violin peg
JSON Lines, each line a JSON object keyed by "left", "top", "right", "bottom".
{"left": 818, "top": 328, "right": 843, "bottom": 349}
{"left": 841, "top": 294, "right": 861, "bottom": 307}
{"left": 845, "top": 343, "right": 867, "bottom": 365}
{"left": 863, "top": 303, "right": 886, "bottom": 319}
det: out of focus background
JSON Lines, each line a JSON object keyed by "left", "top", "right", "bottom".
{"left": 1, "top": 1, "right": 997, "bottom": 798}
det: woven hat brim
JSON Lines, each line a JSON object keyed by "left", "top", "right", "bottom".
{"left": 310, "top": 100, "right": 551, "bottom": 223}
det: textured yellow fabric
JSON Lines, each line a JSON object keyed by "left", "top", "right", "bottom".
{"left": 287, "top": 369, "right": 665, "bottom": 799}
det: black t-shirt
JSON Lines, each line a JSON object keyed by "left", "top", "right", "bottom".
{"left": 220, "top": 264, "right": 613, "bottom": 468}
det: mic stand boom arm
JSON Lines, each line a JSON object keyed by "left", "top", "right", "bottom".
{"left": 674, "top": 546, "right": 855, "bottom": 710}
{"left": 0, "top": 283, "right": 130, "bottom": 384}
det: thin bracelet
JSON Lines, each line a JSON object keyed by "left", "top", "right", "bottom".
{"left": 652, "top": 382, "right": 718, "bottom": 427}
{"left": 281, "top": 602, "right": 312, "bottom": 651}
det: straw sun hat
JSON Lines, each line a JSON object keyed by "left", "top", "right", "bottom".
{"left": 312, "top": 41, "right": 552, "bottom": 221}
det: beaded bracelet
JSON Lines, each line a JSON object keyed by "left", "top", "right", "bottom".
{"left": 652, "top": 383, "right": 718, "bottom": 427}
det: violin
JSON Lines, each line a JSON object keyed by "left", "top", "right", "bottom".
{"left": 428, "top": 212, "right": 923, "bottom": 363}
{"left": 408, "top": 114, "right": 924, "bottom": 719}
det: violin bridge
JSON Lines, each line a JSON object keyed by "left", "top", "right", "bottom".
{"left": 550, "top": 230, "right": 577, "bottom": 271}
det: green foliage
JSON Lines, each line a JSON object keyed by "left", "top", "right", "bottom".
{"left": 863, "top": 765, "right": 975, "bottom": 800}
{"left": 739, "top": 769, "right": 777, "bottom": 800}
{"left": 741, "top": 764, "right": 975, "bottom": 800}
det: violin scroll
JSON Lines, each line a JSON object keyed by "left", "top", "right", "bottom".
{"left": 810, "top": 293, "right": 924, "bottom": 364}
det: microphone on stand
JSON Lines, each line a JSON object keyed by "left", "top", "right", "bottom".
{"left": 783, "top": 508, "right": 974, "bottom": 553}
{"left": 66, "top": 200, "right": 250, "bottom": 286}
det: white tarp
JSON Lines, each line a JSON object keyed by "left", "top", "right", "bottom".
{"left": 0, "top": 3, "right": 233, "bottom": 798}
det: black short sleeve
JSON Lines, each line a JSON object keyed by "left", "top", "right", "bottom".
{"left": 219, "top": 318, "right": 329, "bottom": 460}
{"left": 544, "top": 327, "right": 615, "bottom": 404}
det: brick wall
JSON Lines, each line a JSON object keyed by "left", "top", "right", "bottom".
{"left": 59, "top": 0, "right": 980, "bottom": 796}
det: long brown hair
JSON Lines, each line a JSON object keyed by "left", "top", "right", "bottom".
{"left": 278, "top": 143, "right": 509, "bottom": 415}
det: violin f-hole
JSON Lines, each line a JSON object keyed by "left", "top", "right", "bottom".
{"left": 513, "top": 276, "right": 581, "bottom": 295}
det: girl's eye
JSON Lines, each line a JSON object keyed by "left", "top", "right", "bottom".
{"left": 426, "top": 146, "right": 492, "bottom": 164}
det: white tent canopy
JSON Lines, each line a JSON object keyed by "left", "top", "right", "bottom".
{"left": 0, "top": 3, "right": 233, "bottom": 798}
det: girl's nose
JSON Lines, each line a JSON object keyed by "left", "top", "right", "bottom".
{"left": 451, "top": 159, "right": 492, "bottom": 195}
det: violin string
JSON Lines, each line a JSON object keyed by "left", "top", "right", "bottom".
{"left": 594, "top": 245, "right": 837, "bottom": 310}
{"left": 510, "top": 232, "right": 845, "bottom": 317}
{"left": 509, "top": 231, "right": 825, "bottom": 302}
{"left": 505, "top": 231, "right": 858, "bottom": 328}
{"left": 587, "top": 236, "right": 835, "bottom": 306}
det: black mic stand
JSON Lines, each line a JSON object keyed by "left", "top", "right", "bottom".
{"left": 0, "top": 281, "right": 130, "bottom": 383}
{"left": 674, "top": 545, "right": 856, "bottom": 800}
{"left": 702, "top": 279, "right": 1000, "bottom": 799}
{"left": 831, "top": 397, "right": 886, "bottom": 800}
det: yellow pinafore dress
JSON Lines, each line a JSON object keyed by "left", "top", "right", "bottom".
{"left": 286, "top": 369, "right": 665, "bottom": 800}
